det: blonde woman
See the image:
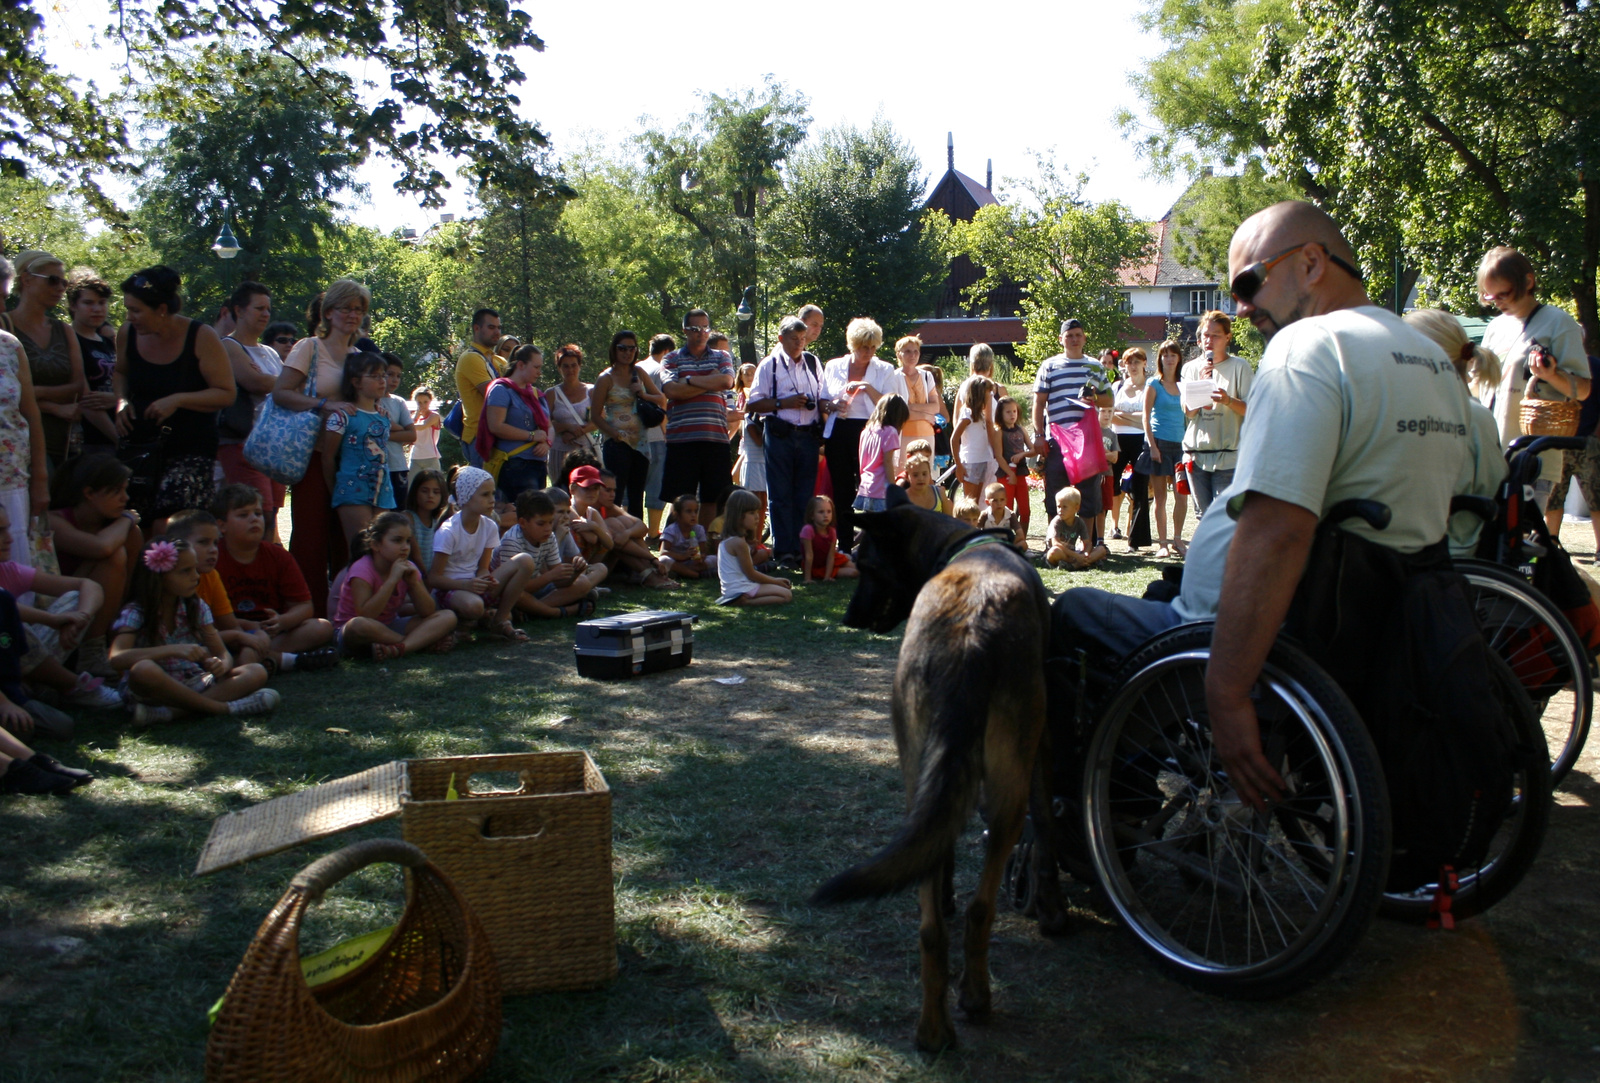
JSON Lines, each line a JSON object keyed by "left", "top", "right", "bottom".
{"left": 6, "top": 250, "right": 86, "bottom": 468}
{"left": 820, "top": 317, "right": 896, "bottom": 546}
{"left": 270, "top": 277, "right": 370, "bottom": 615}
{"left": 886, "top": 335, "right": 943, "bottom": 445}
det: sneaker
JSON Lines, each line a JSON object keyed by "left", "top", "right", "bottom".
{"left": 1112, "top": 527, "right": 1125, "bottom": 540}
{"left": 294, "top": 645, "right": 340, "bottom": 672}
{"left": 227, "top": 688, "right": 282, "bottom": 717}
{"left": 0, "top": 757, "right": 76, "bottom": 796}
{"left": 65, "top": 673, "right": 122, "bottom": 710}
{"left": 28, "top": 752, "right": 92, "bottom": 788}
{"left": 23, "top": 699, "right": 74, "bottom": 740}
{"left": 132, "top": 703, "right": 174, "bottom": 727}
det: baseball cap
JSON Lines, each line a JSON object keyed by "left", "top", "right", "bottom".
{"left": 569, "top": 465, "right": 603, "bottom": 488}
{"left": 1059, "top": 318, "right": 1085, "bottom": 334}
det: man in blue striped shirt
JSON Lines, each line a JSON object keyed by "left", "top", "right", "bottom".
{"left": 1032, "top": 318, "right": 1114, "bottom": 540}
{"left": 659, "top": 308, "right": 737, "bottom": 507}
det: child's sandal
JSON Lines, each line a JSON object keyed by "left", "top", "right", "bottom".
{"left": 491, "top": 620, "right": 530, "bottom": 643}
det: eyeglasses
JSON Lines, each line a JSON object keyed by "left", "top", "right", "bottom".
{"left": 1230, "top": 242, "right": 1363, "bottom": 303}
{"left": 271, "top": 336, "right": 295, "bottom": 345}
{"left": 1480, "top": 288, "right": 1518, "bottom": 304}
{"left": 616, "top": 344, "right": 637, "bottom": 352}
{"left": 31, "top": 273, "right": 66, "bottom": 288}
{"left": 330, "top": 304, "right": 367, "bottom": 316}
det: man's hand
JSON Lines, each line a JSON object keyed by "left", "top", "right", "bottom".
{"left": 1207, "top": 691, "right": 1285, "bottom": 810}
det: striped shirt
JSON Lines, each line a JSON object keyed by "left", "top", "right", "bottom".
{"left": 1033, "top": 354, "right": 1113, "bottom": 428}
{"left": 662, "top": 347, "right": 736, "bottom": 444}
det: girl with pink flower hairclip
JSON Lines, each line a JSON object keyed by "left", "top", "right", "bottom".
{"left": 106, "top": 536, "right": 280, "bottom": 726}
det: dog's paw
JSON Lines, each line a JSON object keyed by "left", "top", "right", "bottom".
{"left": 956, "top": 975, "right": 992, "bottom": 1021}
{"left": 916, "top": 1013, "right": 959, "bottom": 1052}
{"left": 1035, "top": 906, "right": 1074, "bottom": 938}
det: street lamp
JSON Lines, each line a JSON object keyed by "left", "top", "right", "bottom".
{"left": 735, "top": 284, "right": 758, "bottom": 367}
{"left": 212, "top": 213, "right": 241, "bottom": 300}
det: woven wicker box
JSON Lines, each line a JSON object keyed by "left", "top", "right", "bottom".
{"left": 195, "top": 751, "right": 616, "bottom": 995}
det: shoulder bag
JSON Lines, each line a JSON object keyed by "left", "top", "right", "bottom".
{"left": 244, "top": 345, "right": 324, "bottom": 485}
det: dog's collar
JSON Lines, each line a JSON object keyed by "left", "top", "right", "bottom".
{"left": 936, "top": 529, "right": 1016, "bottom": 575}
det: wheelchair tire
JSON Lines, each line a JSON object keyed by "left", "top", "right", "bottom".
{"left": 1378, "top": 649, "right": 1552, "bottom": 923}
{"left": 1457, "top": 559, "right": 1593, "bottom": 787}
{"left": 1083, "top": 624, "right": 1390, "bottom": 1000}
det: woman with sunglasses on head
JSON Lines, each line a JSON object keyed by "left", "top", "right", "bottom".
{"left": 5, "top": 251, "right": 87, "bottom": 470}
{"left": 545, "top": 342, "right": 597, "bottom": 472}
{"left": 67, "top": 271, "right": 120, "bottom": 452}
{"left": 113, "top": 266, "right": 236, "bottom": 531}
{"left": 589, "top": 332, "right": 666, "bottom": 519}
{"left": 1180, "top": 310, "right": 1252, "bottom": 520}
{"left": 1477, "top": 245, "right": 1591, "bottom": 518}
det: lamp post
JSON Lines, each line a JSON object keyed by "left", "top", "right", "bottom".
{"left": 735, "top": 284, "right": 758, "bottom": 367}
{"left": 212, "top": 213, "right": 241, "bottom": 299}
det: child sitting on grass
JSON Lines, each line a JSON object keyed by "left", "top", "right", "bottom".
{"left": 548, "top": 487, "right": 610, "bottom": 594}
{"left": 716, "top": 488, "right": 792, "bottom": 607}
{"left": 800, "top": 494, "right": 857, "bottom": 582}
{"left": 494, "top": 489, "right": 603, "bottom": 618}
{"left": 569, "top": 465, "right": 673, "bottom": 589}
{"left": 405, "top": 468, "right": 448, "bottom": 575}
{"left": 952, "top": 493, "right": 982, "bottom": 527}
{"left": 659, "top": 493, "right": 716, "bottom": 580}
{"left": 1045, "top": 486, "right": 1108, "bottom": 569}
{"left": 426, "top": 466, "right": 535, "bottom": 642}
{"left": 207, "top": 487, "right": 339, "bottom": 673}
{"left": 48, "top": 454, "right": 144, "bottom": 677}
{"left": 335, "top": 511, "right": 457, "bottom": 659}
{"left": 977, "top": 481, "right": 1020, "bottom": 543}
{"left": 109, "top": 537, "right": 277, "bottom": 726}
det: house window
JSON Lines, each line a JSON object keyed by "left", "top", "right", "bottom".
{"left": 1190, "top": 290, "right": 1209, "bottom": 314}
{"left": 1118, "top": 293, "right": 1133, "bottom": 314}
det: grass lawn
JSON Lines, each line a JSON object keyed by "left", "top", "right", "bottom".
{"left": 3, "top": 499, "right": 1599, "bottom": 1082}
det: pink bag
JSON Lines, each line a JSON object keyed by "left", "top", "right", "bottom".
{"left": 1050, "top": 412, "right": 1110, "bottom": 485}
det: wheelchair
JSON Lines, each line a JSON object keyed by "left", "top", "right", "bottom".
{"left": 1453, "top": 434, "right": 1597, "bottom": 786}
{"left": 1008, "top": 500, "right": 1553, "bottom": 999}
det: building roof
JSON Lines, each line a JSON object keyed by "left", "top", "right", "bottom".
{"left": 1118, "top": 180, "right": 1218, "bottom": 289}
{"left": 909, "top": 316, "right": 1026, "bottom": 347}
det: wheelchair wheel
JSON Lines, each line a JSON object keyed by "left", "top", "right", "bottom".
{"left": 1379, "top": 650, "right": 1552, "bottom": 922}
{"left": 1083, "top": 624, "right": 1390, "bottom": 999}
{"left": 1457, "top": 559, "right": 1593, "bottom": 786}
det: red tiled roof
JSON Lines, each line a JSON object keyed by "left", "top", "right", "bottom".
{"left": 1119, "top": 222, "right": 1164, "bottom": 287}
{"left": 909, "top": 317, "right": 1027, "bottom": 347}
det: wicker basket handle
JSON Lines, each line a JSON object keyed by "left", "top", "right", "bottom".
{"left": 292, "top": 839, "right": 429, "bottom": 900}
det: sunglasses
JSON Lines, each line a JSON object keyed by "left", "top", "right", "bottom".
{"left": 683, "top": 325, "right": 710, "bottom": 334}
{"left": 31, "top": 272, "right": 66, "bottom": 288}
{"left": 270, "top": 336, "right": 295, "bottom": 345}
{"left": 1230, "top": 242, "right": 1363, "bottom": 303}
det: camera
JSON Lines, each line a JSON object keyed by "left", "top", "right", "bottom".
{"left": 803, "top": 395, "right": 817, "bottom": 410}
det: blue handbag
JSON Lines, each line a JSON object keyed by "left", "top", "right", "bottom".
{"left": 243, "top": 351, "right": 323, "bottom": 485}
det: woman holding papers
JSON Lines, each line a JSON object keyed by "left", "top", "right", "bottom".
{"left": 1180, "top": 310, "right": 1252, "bottom": 519}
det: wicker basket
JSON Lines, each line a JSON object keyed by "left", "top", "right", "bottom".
{"left": 205, "top": 839, "right": 501, "bottom": 1083}
{"left": 1521, "top": 396, "right": 1581, "bottom": 437}
{"left": 403, "top": 752, "right": 616, "bottom": 993}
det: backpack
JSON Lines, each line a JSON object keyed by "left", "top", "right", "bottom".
{"left": 1290, "top": 527, "right": 1517, "bottom": 892}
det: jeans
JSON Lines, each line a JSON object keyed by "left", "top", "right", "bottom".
{"left": 602, "top": 439, "right": 649, "bottom": 518}
{"left": 1116, "top": 433, "right": 1151, "bottom": 547}
{"left": 1051, "top": 586, "right": 1182, "bottom": 662}
{"left": 765, "top": 426, "right": 822, "bottom": 558}
{"left": 496, "top": 457, "right": 548, "bottom": 503}
{"left": 1188, "top": 465, "right": 1235, "bottom": 519}
{"left": 640, "top": 438, "right": 668, "bottom": 512}
{"left": 1044, "top": 441, "right": 1104, "bottom": 520}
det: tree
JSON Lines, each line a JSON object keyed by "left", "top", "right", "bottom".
{"left": 763, "top": 119, "right": 948, "bottom": 359}
{"left": 4, "top": 0, "right": 552, "bottom": 208}
{"left": 1170, "top": 161, "right": 1301, "bottom": 281}
{"left": 638, "top": 79, "right": 810, "bottom": 329}
{"left": 948, "top": 157, "right": 1157, "bottom": 365}
{"left": 135, "top": 52, "right": 362, "bottom": 321}
{"left": 0, "top": 176, "right": 155, "bottom": 309}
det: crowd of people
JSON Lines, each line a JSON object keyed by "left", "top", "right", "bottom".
{"left": 0, "top": 225, "right": 1588, "bottom": 798}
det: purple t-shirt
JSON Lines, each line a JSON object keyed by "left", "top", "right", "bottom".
{"left": 334, "top": 555, "right": 407, "bottom": 625}
{"left": 857, "top": 426, "right": 902, "bottom": 500}
{"left": 0, "top": 560, "right": 37, "bottom": 596}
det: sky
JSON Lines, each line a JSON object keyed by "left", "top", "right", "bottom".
{"left": 39, "top": 0, "right": 1191, "bottom": 233}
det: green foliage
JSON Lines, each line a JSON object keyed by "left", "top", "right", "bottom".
{"left": 318, "top": 224, "right": 456, "bottom": 393}
{"left": 763, "top": 119, "right": 947, "bottom": 359}
{"left": 950, "top": 157, "right": 1157, "bottom": 366}
{"left": 638, "top": 79, "right": 811, "bottom": 328}
{"left": 0, "top": 176, "right": 155, "bottom": 313}
{"left": 1171, "top": 160, "right": 1301, "bottom": 282}
{"left": 135, "top": 52, "right": 364, "bottom": 321}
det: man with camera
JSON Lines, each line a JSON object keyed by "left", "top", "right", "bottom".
{"left": 748, "top": 315, "right": 827, "bottom": 569}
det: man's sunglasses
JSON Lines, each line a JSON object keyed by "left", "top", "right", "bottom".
{"left": 1231, "top": 242, "right": 1363, "bottom": 303}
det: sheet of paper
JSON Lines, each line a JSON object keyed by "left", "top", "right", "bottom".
{"left": 712, "top": 675, "right": 748, "bottom": 685}
{"left": 1181, "top": 379, "right": 1217, "bottom": 411}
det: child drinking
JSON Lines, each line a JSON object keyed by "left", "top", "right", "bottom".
{"left": 800, "top": 494, "right": 857, "bottom": 582}
{"left": 405, "top": 468, "right": 448, "bottom": 574}
{"left": 995, "top": 396, "right": 1031, "bottom": 543}
{"left": 321, "top": 351, "right": 396, "bottom": 549}
{"left": 48, "top": 454, "right": 144, "bottom": 676}
{"left": 109, "top": 537, "right": 277, "bottom": 726}
{"left": 426, "top": 466, "right": 535, "bottom": 641}
{"left": 716, "top": 489, "right": 793, "bottom": 607}
{"left": 1045, "top": 486, "right": 1109, "bottom": 569}
{"left": 659, "top": 494, "right": 716, "bottom": 580}
{"left": 855, "top": 393, "right": 908, "bottom": 514}
{"left": 978, "top": 481, "right": 1020, "bottom": 541}
{"left": 335, "top": 511, "right": 458, "bottom": 658}
{"left": 207, "top": 486, "right": 339, "bottom": 672}
{"left": 494, "top": 489, "right": 606, "bottom": 618}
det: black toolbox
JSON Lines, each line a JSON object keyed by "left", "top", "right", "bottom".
{"left": 574, "top": 610, "right": 697, "bottom": 679}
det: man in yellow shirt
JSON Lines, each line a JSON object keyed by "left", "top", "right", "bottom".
{"left": 454, "top": 307, "right": 505, "bottom": 466}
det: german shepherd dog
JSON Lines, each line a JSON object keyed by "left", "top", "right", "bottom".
{"left": 812, "top": 504, "right": 1068, "bottom": 1052}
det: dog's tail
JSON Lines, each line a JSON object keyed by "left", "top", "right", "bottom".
{"left": 810, "top": 686, "right": 985, "bottom": 905}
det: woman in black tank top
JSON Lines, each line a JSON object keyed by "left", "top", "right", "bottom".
{"left": 114, "top": 266, "right": 235, "bottom": 525}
